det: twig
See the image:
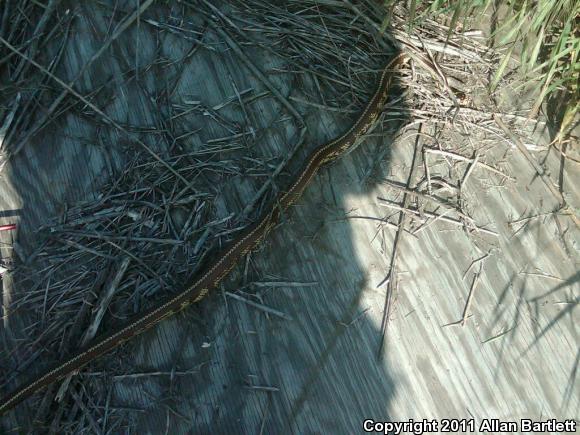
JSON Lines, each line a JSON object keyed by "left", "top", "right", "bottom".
{"left": 7, "top": 0, "right": 155, "bottom": 156}
{"left": 244, "top": 385, "right": 280, "bottom": 392}
{"left": 423, "top": 147, "right": 432, "bottom": 195}
{"left": 208, "top": 23, "right": 304, "bottom": 126}
{"left": 518, "top": 270, "right": 564, "bottom": 282}
{"left": 444, "top": 270, "right": 481, "bottom": 327}
{"left": 251, "top": 281, "right": 317, "bottom": 288}
{"left": 377, "top": 123, "right": 423, "bottom": 357}
{"left": 259, "top": 396, "right": 270, "bottom": 435}
{"left": 460, "top": 271, "right": 481, "bottom": 326}
{"left": 55, "top": 257, "right": 131, "bottom": 402}
{"left": 338, "top": 307, "right": 370, "bottom": 328}
{"left": 225, "top": 291, "right": 292, "bottom": 320}
{"left": 80, "top": 257, "right": 131, "bottom": 345}
{"left": 424, "top": 147, "right": 513, "bottom": 180}
{"left": 83, "top": 365, "right": 206, "bottom": 380}
{"left": 69, "top": 390, "right": 101, "bottom": 435}
{"left": 0, "top": 35, "right": 194, "bottom": 191}
{"left": 380, "top": 199, "right": 498, "bottom": 236}
{"left": 481, "top": 325, "right": 517, "bottom": 344}
{"left": 382, "top": 179, "right": 474, "bottom": 224}
{"left": 241, "top": 127, "right": 307, "bottom": 219}
{"left": 462, "top": 252, "right": 491, "bottom": 280}
{"left": 62, "top": 231, "right": 184, "bottom": 246}
{"left": 460, "top": 151, "right": 479, "bottom": 189}
{"left": 342, "top": 215, "right": 414, "bottom": 234}
{"left": 378, "top": 199, "right": 498, "bottom": 237}
{"left": 493, "top": 114, "right": 565, "bottom": 206}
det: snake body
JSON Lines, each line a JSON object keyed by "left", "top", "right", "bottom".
{"left": 0, "top": 53, "right": 406, "bottom": 416}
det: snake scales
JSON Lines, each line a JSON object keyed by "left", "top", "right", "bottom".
{"left": 0, "top": 52, "right": 407, "bottom": 416}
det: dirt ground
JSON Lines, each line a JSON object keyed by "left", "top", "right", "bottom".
{"left": 0, "top": 1, "right": 578, "bottom": 433}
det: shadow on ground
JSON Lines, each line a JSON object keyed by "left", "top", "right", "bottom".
{"left": 0, "top": 0, "right": 409, "bottom": 433}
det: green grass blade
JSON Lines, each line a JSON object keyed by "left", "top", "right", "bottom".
{"left": 527, "top": 25, "right": 545, "bottom": 72}
{"left": 408, "top": 0, "right": 417, "bottom": 31}
{"left": 491, "top": 45, "right": 515, "bottom": 92}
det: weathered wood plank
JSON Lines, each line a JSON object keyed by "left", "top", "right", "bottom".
{"left": 0, "top": 1, "right": 577, "bottom": 433}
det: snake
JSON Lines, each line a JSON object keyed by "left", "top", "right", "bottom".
{"left": 0, "top": 52, "right": 407, "bottom": 416}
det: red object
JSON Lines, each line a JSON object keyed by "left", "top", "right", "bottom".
{"left": 0, "top": 224, "right": 16, "bottom": 232}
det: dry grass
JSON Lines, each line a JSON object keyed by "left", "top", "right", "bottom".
{"left": 0, "top": 0, "right": 576, "bottom": 433}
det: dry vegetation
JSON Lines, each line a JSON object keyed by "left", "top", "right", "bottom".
{"left": 0, "top": 0, "right": 577, "bottom": 433}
